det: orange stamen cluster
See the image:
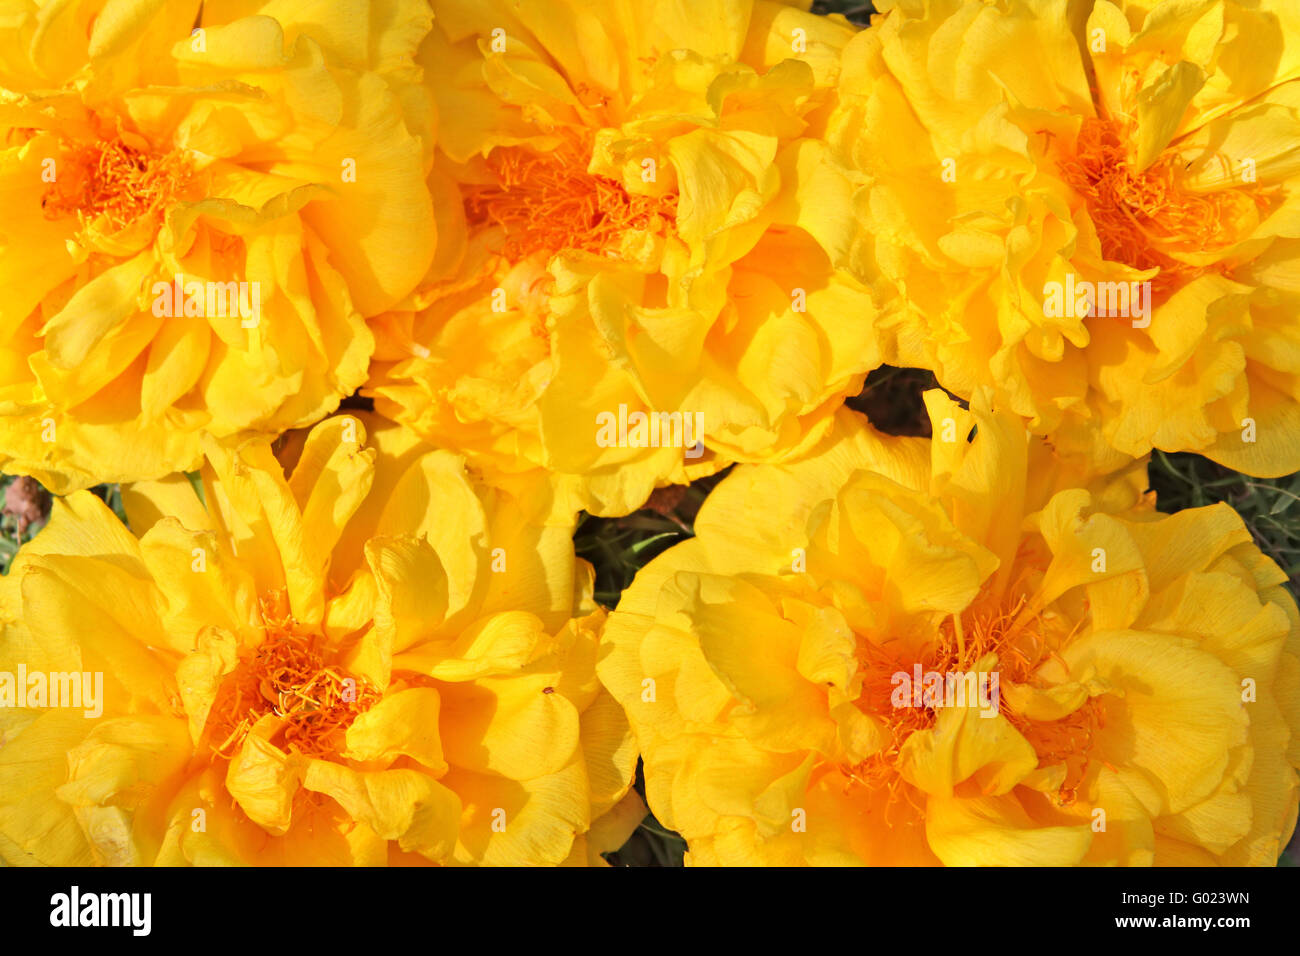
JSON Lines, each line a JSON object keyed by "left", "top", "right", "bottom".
{"left": 1017, "top": 698, "right": 1105, "bottom": 807}
{"left": 41, "top": 126, "right": 194, "bottom": 232}
{"left": 1058, "top": 117, "right": 1276, "bottom": 300}
{"left": 462, "top": 131, "right": 678, "bottom": 261}
{"left": 848, "top": 580, "right": 1102, "bottom": 813}
{"left": 207, "top": 599, "right": 379, "bottom": 760}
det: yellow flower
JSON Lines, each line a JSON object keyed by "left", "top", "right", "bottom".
{"left": 0, "top": 414, "right": 641, "bottom": 866}
{"left": 0, "top": 0, "right": 437, "bottom": 494}
{"left": 599, "top": 392, "right": 1300, "bottom": 865}
{"left": 829, "top": 0, "right": 1300, "bottom": 477}
{"left": 367, "top": 0, "right": 881, "bottom": 518}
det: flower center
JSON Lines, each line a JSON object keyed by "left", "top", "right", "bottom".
{"left": 41, "top": 123, "right": 194, "bottom": 232}
{"left": 1058, "top": 117, "right": 1275, "bottom": 300}
{"left": 207, "top": 599, "right": 379, "bottom": 760}
{"left": 850, "top": 587, "right": 1101, "bottom": 810}
{"left": 461, "top": 131, "right": 677, "bottom": 261}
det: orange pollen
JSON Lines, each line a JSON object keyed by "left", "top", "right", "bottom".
{"left": 1058, "top": 117, "right": 1276, "bottom": 300}
{"left": 849, "top": 584, "right": 1099, "bottom": 812}
{"left": 462, "top": 133, "right": 678, "bottom": 261}
{"left": 1016, "top": 698, "right": 1106, "bottom": 808}
{"left": 41, "top": 129, "right": 194, "bottom": 232}
{"left": 207, "top": 605, "right": 379, "bottom": 760}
